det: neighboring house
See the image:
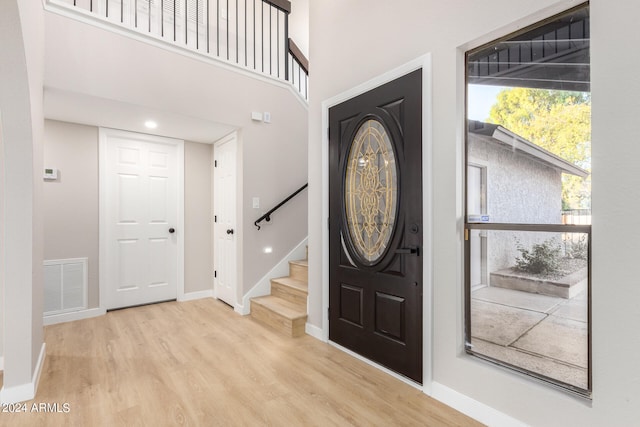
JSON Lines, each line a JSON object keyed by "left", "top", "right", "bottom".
{"left": 467, "top": 120, "right": 589, "bottom": 286}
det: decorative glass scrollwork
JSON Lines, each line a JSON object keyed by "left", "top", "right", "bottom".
{"left": 344, "top": 119, "right": 398, "bottom": 264}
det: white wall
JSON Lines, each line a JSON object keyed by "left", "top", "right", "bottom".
{"left": 44, "top": 9, "right": 308, "bottom": 297}
{"left": 23, "top": 0, "right": 46, "bottom": 387}
{"left": 184, "top": 141, "right": 214, "bottom": 294}
{"left": 43, "top": 120, "right": 99, "bottom": 308}
{"left": 289, "top": 0, "right": 309, "bottom": 58}
{"left": 0, "top": 0, "right": 45, "bottom": 400}
{"left": 0, "top": 112, "right": 4, "bottom": 366}
{"left": 309, "top": 0, "right": 640, "bottom": 425}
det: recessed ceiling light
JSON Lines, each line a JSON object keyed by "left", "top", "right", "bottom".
{"left": 144, "top": 120, "right": 158, "bottom": 129}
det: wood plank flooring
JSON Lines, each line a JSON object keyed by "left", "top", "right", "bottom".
{"left": 0, "top": 299, "right": 482, "bottom": 426}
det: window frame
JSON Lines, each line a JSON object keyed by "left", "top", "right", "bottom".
{"left": 463, "top": 3, "right": 592, "bottom": 398}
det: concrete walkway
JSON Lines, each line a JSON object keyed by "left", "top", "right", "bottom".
{"left": 470, "top": 286, "right": 588, "bottom": 389}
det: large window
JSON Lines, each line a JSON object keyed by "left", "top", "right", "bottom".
{"left": 465, "top": 4, "right": 591, "bottom": 396}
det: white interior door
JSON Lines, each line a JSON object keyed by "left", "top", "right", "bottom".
{"left": 100, "top": 129, "right": 184, "bottom": 310}
{"left": 213, "top": 134, "right": 237, "bottom": 307}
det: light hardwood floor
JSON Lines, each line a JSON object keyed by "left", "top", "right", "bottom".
{"left": 0, "top": 299, "right": 483, "bottom": 426}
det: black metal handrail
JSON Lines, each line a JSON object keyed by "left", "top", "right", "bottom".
{"left": 254, "top": 183, "right": 307, "bottom": 230}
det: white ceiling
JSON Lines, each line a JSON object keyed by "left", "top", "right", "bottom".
{"left": 44, "top": 88, "right": 237, "bottom": 144}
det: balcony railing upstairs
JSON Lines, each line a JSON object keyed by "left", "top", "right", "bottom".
{"left": 288, "top": 38, "right": 308, "bottom": 101}
{"left": 49, "top": 0, "right": 308, "bottom": 100}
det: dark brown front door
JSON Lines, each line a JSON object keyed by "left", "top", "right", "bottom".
{"left": 328, "top": 69, "right": 423, "bottom": 383}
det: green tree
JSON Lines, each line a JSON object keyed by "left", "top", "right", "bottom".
{"left": 487, "top": 88, "right": 591, "bottom": 209}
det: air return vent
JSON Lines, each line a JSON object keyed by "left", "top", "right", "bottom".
{"left": 43, "top": 258, "right": 88, "bottom": 316}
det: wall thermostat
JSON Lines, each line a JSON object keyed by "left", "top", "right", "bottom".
{"left": 44, "top": 168, "right": 58, "bottom": 180}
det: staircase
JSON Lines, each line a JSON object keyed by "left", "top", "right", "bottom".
{"left": 250, "top": 257, "right": 308, "bottom": 337}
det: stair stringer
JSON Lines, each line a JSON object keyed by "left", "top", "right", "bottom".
{"left": 235, "top": 237, "right": 308, "bottom": 315}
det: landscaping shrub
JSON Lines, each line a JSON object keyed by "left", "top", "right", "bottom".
{"left": 514, "top": 239, "right": 561, "bottom": 275}
{"left": 565, "top": 239, "right": 588, "bottom": 260}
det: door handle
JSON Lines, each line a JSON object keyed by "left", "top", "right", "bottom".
{"left": 395, "top": 246, "right": 419, "bottom": 255}
{"left": 226, "top": 229, "right": 234, "bottom": 235}
{"left": 169, "top": 228, "right": 175, "bottom": 234}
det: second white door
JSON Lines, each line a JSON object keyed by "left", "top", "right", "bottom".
{"left": 213, "top": 134, "right": 237, "bottom": 307}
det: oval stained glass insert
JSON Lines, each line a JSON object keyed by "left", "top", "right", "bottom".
{"left": 344, "top": 119, "right": 398, "bottom": 264}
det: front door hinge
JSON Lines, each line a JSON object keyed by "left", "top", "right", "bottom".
{"left": 214, "top": 270, "right": 217, "bottom": 278}
{"left": 464, "top": 228, "right": 469, "bottom": 241}
{"left": 214, "top": 215, "right": 217, "bottom": 223}
{"left": 214, "top": 160, "right": 218, "bottom": 167}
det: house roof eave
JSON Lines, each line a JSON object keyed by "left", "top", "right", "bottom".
{"left": 467, "top": 121, "right": 590, "bottom": 179}
{"left": 492, "top": 126, "right": 590, "bottom": 178}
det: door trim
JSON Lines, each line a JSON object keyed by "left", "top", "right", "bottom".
{"left": 98, "top": 128, "right": 185, "bottom": 311}
{"left": 321, "top": 54, "right": 433, "bottom": 390}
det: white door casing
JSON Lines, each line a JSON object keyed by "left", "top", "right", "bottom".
{"left": 100, "top": 128, "right": 184, "bottom": 310}
{"left": 321, "top": 55, "right": 433, "bottom": 388}
{"left": 213, "top": 133, "right": 237, "bottom": 307}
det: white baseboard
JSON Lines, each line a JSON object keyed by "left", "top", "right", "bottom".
{"left": 429, "top": 382, "right": 527, "bottom": 427}
{"left": 234, "top": 303, "right": 249, "bottom": 315}
{"left": 240, "top": 237, "right": 308, "bottom": 314}
{"left": 43, "top": 307, "right": 106, "bottom": 326}
{"left": 305, "top": 323, "right": 324, "bottom": 341}
{"left": 0, "top": 343, "right": 46, "bottom": 404}
{"left": 178, "top": 289, "right": 214, "bottom": 302}
{"left": 33, "top": 344, "right": 46, "bottom": 398}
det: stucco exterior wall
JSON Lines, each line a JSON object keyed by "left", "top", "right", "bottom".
{"left": 469, "top": 134, "right": 562, "bottom": 224}
{"left": 469, "top": 133, "right": 563, "bottom": 273}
